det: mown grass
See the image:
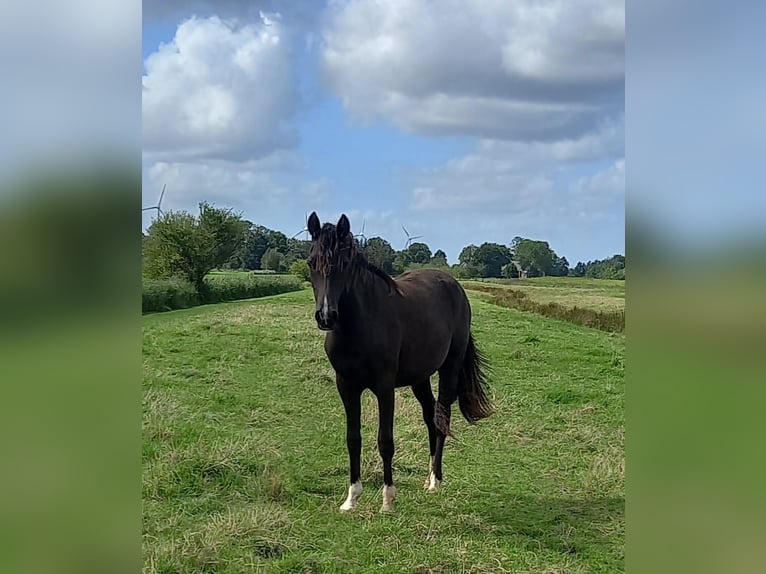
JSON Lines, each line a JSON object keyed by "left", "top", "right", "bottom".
{"left": 472, "top": 278, "right": 624, "bottom": 313}
{"left": 142, "top": 274, "right": 303, "bottom": 314}
{"left": 143, "top": 289, "right": 624, "bottom": 573}
{"left": 465, "top": 282, "right": 625, "bottom": 333}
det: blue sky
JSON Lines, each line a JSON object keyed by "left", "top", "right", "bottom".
{"left": 142, "top": 1, "right": 625, "bottom": 265}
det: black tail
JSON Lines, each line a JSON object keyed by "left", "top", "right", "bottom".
{"left": 457, "top": 333, "right": 494, "bottom": 424}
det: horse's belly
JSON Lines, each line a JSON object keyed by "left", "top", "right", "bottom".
{"left": 397, "top": 338, "right": 450, "bottom": 383}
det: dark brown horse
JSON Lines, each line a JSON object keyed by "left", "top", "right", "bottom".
{"left": 306, "top": 212, "right": 493, "bottom": 512}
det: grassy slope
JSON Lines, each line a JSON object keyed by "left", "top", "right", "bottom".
{"left": 467, "top": 278, "right": 625, "bottom": 312}
{"left": 143, "top": 289, "right": 624, "bottom": 573}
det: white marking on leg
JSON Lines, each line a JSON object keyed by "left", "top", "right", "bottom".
{"left": 424, "top": 456, "right": 434, "bottom": 488}
{"left": 428, "top": 473, "right": 441, "bottom": 492}
{"left": 340, "top": 480, "right": 362, "bottom": 511}
{"left": 381, "top": 484, "right": 397, "bottom": 512}
{"left": 424, "top": 456, "right": 440, "bottom": 491}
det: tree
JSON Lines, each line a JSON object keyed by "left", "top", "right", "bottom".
{"left": 363, "top": 237, "right": 396, "bottom": 274}
{"left": 392, "top": 251, "right": 412, "bottom": 274}
{"left": 459, "top": 244, "right": 479, "bottom": 266}
{"left": 238, "top": 224, "right": 269, "bottom": 270}
{"left": 143, "top": 202, "right": 248, "bottom": 295}
{"left": 457, "top": 244, "right": 483, "bottom": 277}
{"left": 407, "top": 242, "right": 432, "bottom": 264}
{"left": 570, "top": 261, "right": 588, "bottom": 277}
{"left": 501, "top": 262, "right": 519, "bottom": 278}
{"left": 476, "top": 242, "right": 512, "bottom": 277}
{"left": 261, "top": 247, "right": 285, "bottom": 272}
{"left": 268, "top": 230, "right": 288, "bottom": 253}
{"left": 550, "top": 256, "right": 570, "bottom": 277}
{"left": 285, "top": 238, "right": 311, "bottom": 267}
{"left": 512, "top": 238, "right": 556, "bottom": 277}
{"left": 580, "top": 254, "right": 625, "bottom": 279}
{"left": 290, "top": 259, "right": 311, "bottom": 282}
{"left": 430, "top": 249, "right": 448, "bottom": 267}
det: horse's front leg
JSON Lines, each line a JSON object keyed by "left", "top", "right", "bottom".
{"left": 338, "top": 379, "right": 362, "bottom": 511}
{"left": 376, "top": 386, "right": 396, "bottom": 512}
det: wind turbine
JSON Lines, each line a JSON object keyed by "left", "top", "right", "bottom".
{"left": 291, "top": 212, "right": 310, "bottom": 240}
{"left": 402, "top": 225, "right": 423, "bottom": 249}
{"left": 353, "top": 219, "right": 368, "bottom": 245}
{"left": 142, "top": 184, "right": 166, "bottom": 220}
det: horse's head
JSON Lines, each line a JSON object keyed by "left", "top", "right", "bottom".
{"left": 306, "top": 211, "right": 357, "bottom": 331}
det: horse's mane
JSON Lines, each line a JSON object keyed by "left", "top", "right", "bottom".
{"left": 313, "top": 223, "right": 400, "bottom": 295}
{"left": 358, "top": 248, "right": 401, "bottom": 295}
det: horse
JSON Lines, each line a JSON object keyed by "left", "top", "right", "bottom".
{"left": 306, "top": 212, "right": 493, "bottom": 512}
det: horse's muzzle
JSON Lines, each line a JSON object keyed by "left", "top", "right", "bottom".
{"left": 315, "top": 309, "right": 338, "bottom": 331}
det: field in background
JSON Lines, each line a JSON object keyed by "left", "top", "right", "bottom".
{"left": 143, "top": 289, "right": 624, "bottom": 573}
{"left": 470, "top": 277, "right": 625, "bottom": 312}
{"left": 464, "top": 278, "right": 625, "bottom": 333}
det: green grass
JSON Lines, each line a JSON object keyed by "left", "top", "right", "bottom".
{"left": 469, "top": 278, "right": 625, "bottom": 312}
{"left": 464, "top": 283, "right": 625, "bottom": 333}
{"left": 143, "top": 289, "right": 624, "bottom": 573}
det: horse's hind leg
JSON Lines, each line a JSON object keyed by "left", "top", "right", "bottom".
{"left": 412, "top": 380, "right": 439, "bottom": 491}
{"left": 432, "top": 346, "right": 465, "bottom": 487}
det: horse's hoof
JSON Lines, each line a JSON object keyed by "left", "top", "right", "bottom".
{"left": 380, "top": 484, "right": 396, "bottom": 512}
{"left": 423, "top": 471, "right": 441, "bottom": 492}
{"left": 340, "top": 481, "right": 362, "bottom": 511}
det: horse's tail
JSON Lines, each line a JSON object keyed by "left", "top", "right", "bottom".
{"left": 457, "top": 332, "right": 494, "bottom": 424}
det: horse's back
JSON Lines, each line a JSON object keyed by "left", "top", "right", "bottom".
{"left": 395, "top": 268, "right": 469, "bottom": 314}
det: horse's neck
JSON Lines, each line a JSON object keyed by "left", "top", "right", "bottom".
{"left": 338, "top": 270, "right": 389, "bottom": 333}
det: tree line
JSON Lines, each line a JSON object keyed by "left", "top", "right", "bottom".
{"left": 142, "top": 204, "right": 625, "bottom": 296}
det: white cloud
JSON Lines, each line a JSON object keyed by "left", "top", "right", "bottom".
{"left": 142, "top": 14, "right": 297, "bottom": 162}
{"left": 144, "top": 159, "right": 330, "bottom": 210}
{"left": 412, "top": 177, "right": 554, "bottom": 214}
{"left": 409, "top": 117, "right": 623, "bottom": 215}
{"left": 146, "top": 160, "right": 285, "bottom": 209}
{"left": 320, "top": 0, "right": 624, "bottom": 141}
{"left": 571, "top": 158, "right": 625, "bottom": 201}
{"left": 142, "top": 1, "right": 321, "bottom": 27}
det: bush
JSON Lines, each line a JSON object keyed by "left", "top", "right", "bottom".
{"left": 290, "top": 259, "right": 311, "bottom": 283}
{"left": 204, "top": 274, "right": 302, "bottom": 303}
{"left": 142, "top": 278, "right": 199, "bottom": 313}
{"left": 143, "top": 274, "right": 304, "bottom": 313}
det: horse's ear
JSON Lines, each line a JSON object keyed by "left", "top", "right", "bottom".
{"left": 307, "top": 212, "right": 321, "bottom": 240}
{"left": 336, "top": 214, "right": 350, "bottom": 240}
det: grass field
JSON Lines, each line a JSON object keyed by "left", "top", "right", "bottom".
{"left": 143, "top": 287, "right": 624, "bottom": 573}
{"left": 468, "top": 278, "right": 625, "bottom": 312}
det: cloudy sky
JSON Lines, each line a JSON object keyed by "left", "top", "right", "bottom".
{"left": 142, "top": 0, "right": 624, "bottom": 264}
